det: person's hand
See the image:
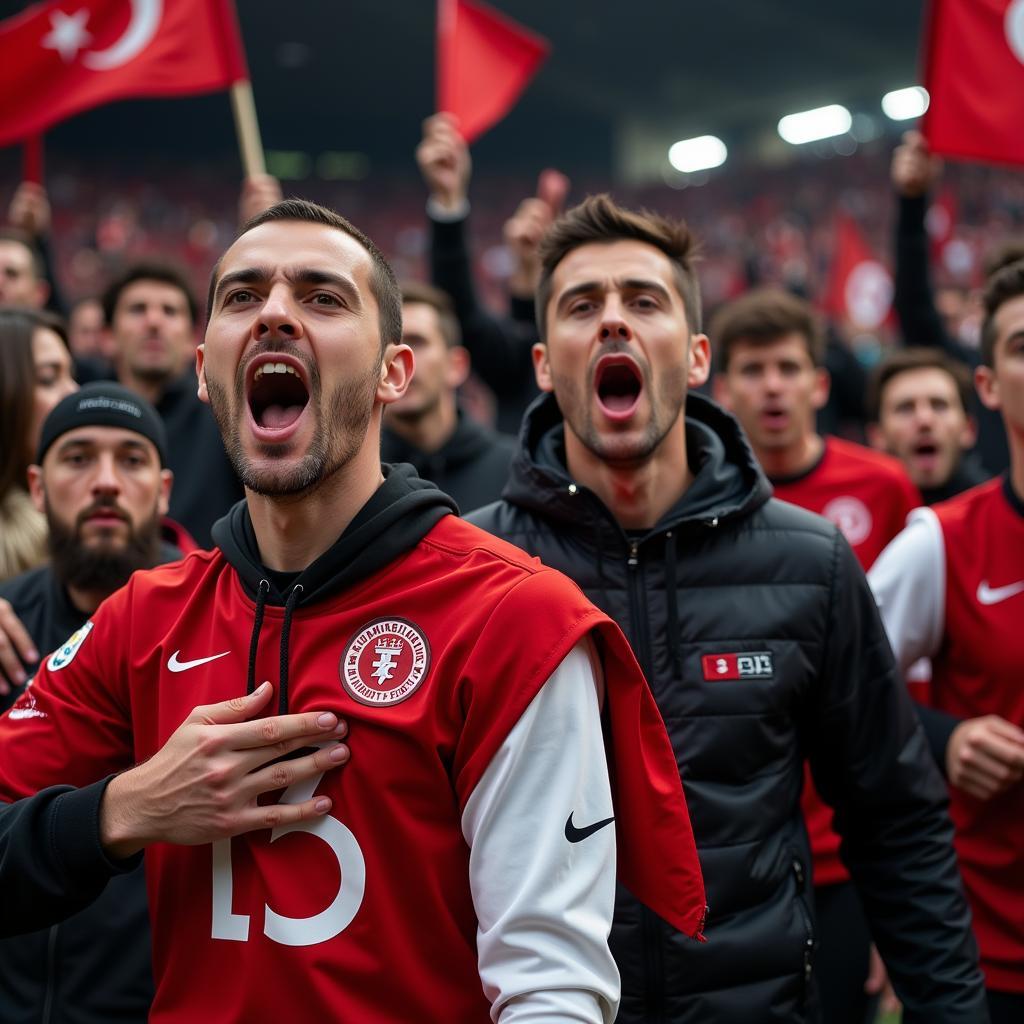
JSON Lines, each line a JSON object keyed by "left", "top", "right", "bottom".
{"left": 504, "top": 169, "right": 570, "bottom": 298}
{"left": 946, "top": 715, "right": 1024, "bottom": 800}
{"left": 100, "top": 681, "right": 350, "bottom": 858}
{"left": 891, "top": 130, "right": 942, "bottom": 199}
{"left": 0, "top": 598, "right": 39, "bottom": 696}
{"left": 8, "top": 181, "right": 51, "bottom": 237}
{"left": 239, "top": 175, "right": 283, "bottom": 228}
{"left": 864, "top": 944, "right": 901, "bottom": 1014}
{"left": 416, "top": 113, "right": 471, "bottom": 214}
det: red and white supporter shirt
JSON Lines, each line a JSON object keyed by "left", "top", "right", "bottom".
{"left": 772, "top": 436, "right": 921, "bottom": 886}
{"left": 0, "top": 515, "right": 705, "bottom": 1022}
{"left": 870, "top": 477, "right": 1024, "bottom": 993}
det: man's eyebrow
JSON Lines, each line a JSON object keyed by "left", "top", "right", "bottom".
{"left": 555, "top": 281, "right": 602, "bottom": 309}
{"left": 213, "top": 266, "right": 362, "bottom": 308}
{"left": 555, "top": 277, "right": 672, "bottom": 308}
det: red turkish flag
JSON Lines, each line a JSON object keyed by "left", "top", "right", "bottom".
{"left": 437, "top": 0, "right": 549, "bottom": 143}
{"left": 0, "top": 0, "right": 248, "bottom": 147}
{"left": 923, "top": 0, "right": 1024, "bottom": 166}
{"left": 824, "top": 213, "right": 894, "bottom": 331}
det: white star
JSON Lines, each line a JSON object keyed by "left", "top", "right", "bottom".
{"left": 41, "top": 9, "right": 92, "bottom": 63}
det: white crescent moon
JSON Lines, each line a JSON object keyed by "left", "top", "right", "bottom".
{"left": 83, "top": 0, "right": 163, "bottom": 71}
{"left": 1007, "top": 0, "right": 1024, "bottom": 66}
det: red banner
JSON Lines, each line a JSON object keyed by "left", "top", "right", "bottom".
{"left": 0, "top": 0, "right": 248, "bottom": 147}
{"left": 824, "top": 213, "right": 894, "bottom": 331}
{"left": 437, "top": 0, "right": 549, "bottom": 143}
{"left": 923, "top": 0, "right": 1024, "bottom": 166}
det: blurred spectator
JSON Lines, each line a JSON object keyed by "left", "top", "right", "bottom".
{"left": 0, "top": 228, "right": 48, "bottom": 309}
{"left": 711, "top": 287, "right": 920, "bottom": 1024}
{"left": 866, "top": 348, "right": 989, "bottom": 504}
{"left": 382, "top": 282, "right": 515, "bottom": 511}
{"left": 6, "top": 182, "right": 68, "bottom": 318}
{"left": 0, "top": 308, "right": 77, "bottom": 581}
{"left": 416, "top": 114, "right": 565, "bottom": 435}
{"left": 891, "top": 130, "right": 1010, "bottom": 474}
{"left": 0, "top": 382, "right": 188, "bottom": 1022}
{"left": 68, "top": 296, "right": 109, "bottom": 360}
{"left": 101, "top": 263, "right": 243, "bottom": 545}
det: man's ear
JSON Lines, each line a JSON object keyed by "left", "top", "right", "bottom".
{"left": 445, "top": 346, "right": 471, "bottom": 390}
{"left": 157, "top": 468, "right": 173, "bottom": 517}
{"left": 195, "top": 344, "right": 208, "bottom": 404}
{"left": 27, "top": 465, "right": 44, "bottom": 513}
{"left": 33, "top": 279, "right": 50, "bottom": 309}
{"left": 532, "top": 342, "right": 553, "bottom": 393}
{"left": 975, "top": 364, "right": 1001, "bottom": 412}
{"left": 810, "top": 367, "right": 831, "bottom": 412}
{"left": 688, "top": 334, "right": 711, "bottom": 389}
{"left": 378, "top": 343, "right": 415, "bottom": 405}
{"left": 865, "top": 421, "right": 886, "bottom": 451}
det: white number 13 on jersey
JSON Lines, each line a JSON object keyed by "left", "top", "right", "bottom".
{"left": 210, "top": 755, "right": 366, "bottom": 946}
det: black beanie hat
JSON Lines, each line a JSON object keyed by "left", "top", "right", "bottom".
{"left": 36, "top": 382, "right": 169, "bottom": 466}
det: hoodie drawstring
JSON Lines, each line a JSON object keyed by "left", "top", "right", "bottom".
{"left": 246, "top": 579, "right": 271, "bottom": 695}
{"left": 664, "top": 530, "right": 683, "bottom": 675}
{"left": 278, "top": 584, "right": 303, "bottom": 716}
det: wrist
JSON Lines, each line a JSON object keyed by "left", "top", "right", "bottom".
{"left": 428, "top": 191, "right": 468, "bottom": 216}
{"left": 99, "top": 769, "right": 152, "bottom": 859}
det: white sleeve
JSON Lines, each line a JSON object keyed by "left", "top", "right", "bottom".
{"left": 461, "top": 638, "right": 618, "bottom": 1024}
{"left": 868, "top": 507, "right": 946, "bottom": 673}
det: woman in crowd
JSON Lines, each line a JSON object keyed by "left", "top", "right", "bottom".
{"left": 0, "top": 308, "right": 77, "bottom": 581}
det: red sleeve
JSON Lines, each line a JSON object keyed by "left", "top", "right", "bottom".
{"left": 0, "top": 581, "right": 136, "bottom": 801}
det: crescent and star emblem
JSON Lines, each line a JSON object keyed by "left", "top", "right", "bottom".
{"left": 41, "top": 0, "right": 162, "bottom": 69}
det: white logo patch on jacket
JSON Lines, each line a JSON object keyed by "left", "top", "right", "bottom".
{"left": 46, "top": 621, "right": 94, "bottom": 672}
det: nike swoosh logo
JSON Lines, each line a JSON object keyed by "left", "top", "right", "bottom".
{"left": 977, "top": 580, "right": 1024, "bottom": 605}
{"left": 167, "top": 650, "right": 231, "bottom": 673}
{"left": 564, "top": 812, "right": 615, "bottom": 843}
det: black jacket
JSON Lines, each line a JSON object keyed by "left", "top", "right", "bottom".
{"left": 381, "top": 410, "right": 516, "bottom": 513}
{"left": 468, "top": 393, "right": 987, "bottom": 1024}
{"left": 154, "top": 370, "right": 244, "bottom": 546}
{"left": 0, "top": 546, "right": 182, "bottom": 1024}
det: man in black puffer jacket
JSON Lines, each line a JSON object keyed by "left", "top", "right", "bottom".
{"left": 468, "top": 195, "right": 988, "bottom": 1023}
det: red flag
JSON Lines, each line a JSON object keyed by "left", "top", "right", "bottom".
{"left": 0, "top": 0, "right": 248, "bottom": 147}
{"left": 923, "top": 0, "right": 1024, "bottom": 166}
{"left": 824, "top": 213, "right": 894, "bottom": 331}
{"left": 437, "top": 0, "right": 549, "bottom": 143}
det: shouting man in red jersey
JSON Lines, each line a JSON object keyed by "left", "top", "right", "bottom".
{"left": 0, "top": 200, "right": 705, "bottom": 1023}
{"left": 711, "top": 287, "right": 922, "bottom": 1024}
{"left": 871, "top": 261, "right": 1024, "bottom": 1024}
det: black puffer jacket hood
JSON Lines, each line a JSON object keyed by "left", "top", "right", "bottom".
{"left": 211, "top": 463, "right": 456, "bottom": 714}
{"left": 504, "top": 391, "right": 771, "bottom": 533}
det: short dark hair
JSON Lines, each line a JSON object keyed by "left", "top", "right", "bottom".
{"left": 709, "top": 288, "right": 824, "bottom": 370}
{"left": 867, "top": 347, "right": 974, "bottom": 423}
{"left": 0, "top": 228, "right": 45, "bottom": 280}
{"left": 536, "top": 194, "right": 702, "bottom": 339}
{"left": 400, "top": 280, "right": 461, "bottom": 348}
{"left": 980, "top": 259, "right": 1024, "bottom": 368}
{"left": 207, "top": 199, "right": 402, "bottom": 352}
{"left": 101, "top": 262, "right": 198, "bottom": 328}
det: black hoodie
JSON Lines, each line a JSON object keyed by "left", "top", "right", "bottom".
{"left": 468, "top": 392, "right": 986, "bottom": 1024}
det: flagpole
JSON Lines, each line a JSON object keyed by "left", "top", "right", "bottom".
{"left": 22, "top": 133, "right": 43, "bottom": 184}
{"left": 230, "top": 80, "right": 265, "bottom": 177}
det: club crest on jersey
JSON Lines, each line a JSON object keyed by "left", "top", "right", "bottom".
{"left": 340, "top": 617, "right": 431, "bottom": 707}
{"left": 822, "top": 496, "right": 872, "bottom": 547}
{"left": 702, "top": 651, "right": 774, "bottom": 681}
{"left": 46, "top": 621, "right": 94, "bottom": 672}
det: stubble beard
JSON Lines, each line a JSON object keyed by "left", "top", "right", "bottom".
{"left": 206, "top": 356, "right": 382, "bottom": 498}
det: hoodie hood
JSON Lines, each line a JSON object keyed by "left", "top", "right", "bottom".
{"left": 211, "top": 463, "right": 457, "bottom": 715}
{"left": 503, "top": 391, "right": 771, "bottom": 535}
{"left": 212, "top": 463, "right": 457, "bottom": 607}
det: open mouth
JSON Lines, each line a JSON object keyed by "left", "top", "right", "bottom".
{"left": 595, "top": 356, "right": 643, "bottom": 420}
{"left": 247, "top": 357, "right": 311, "bottom": 434}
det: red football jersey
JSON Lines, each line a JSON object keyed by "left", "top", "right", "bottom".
{"left": 0, "top": 515, "right": 705, "bottom": 1021}
{"left": 933, "top": 479, "right": 1024, "bottom": 992}
{"left": 773, "top": 436, "right": 921, "bottom": 886}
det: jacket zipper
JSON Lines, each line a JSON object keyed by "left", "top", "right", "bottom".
{"left": 792, "top": 858, "right": 815, "bottom": 1006}
{"left": 626, "top": 539, "right": 663, "bottom": 1021}
{"left": 42, "top": 924, "right": 58, "bottom": 1024}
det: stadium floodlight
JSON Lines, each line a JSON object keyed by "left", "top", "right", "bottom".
{"left": 777, "top": 105, "right": 852, "bottom": 145}
{"left": 668, "top": 135, "right": 727, "bottom": 173}
{"left": 881, "top": 86, "right": 929, "bottom": 121}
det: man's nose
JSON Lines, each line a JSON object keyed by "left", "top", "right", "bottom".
{"left": 91, "top": 453, "right": 121, "bottom": 495}
{"left": 599, "top": 299, "right": 632, "bottom": 343}
{"left": 254, "top": 286, "right": 302, "bottom": 340}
